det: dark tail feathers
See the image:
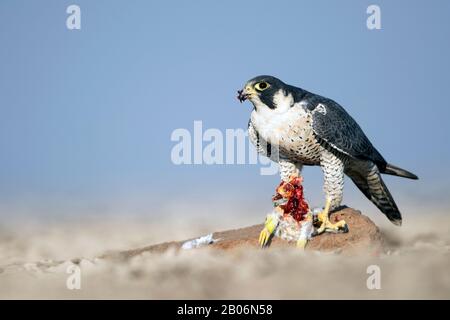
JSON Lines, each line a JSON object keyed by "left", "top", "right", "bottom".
{"left": 382, "top": 163, "right": 418, "bottom": 180}
{"left": 346, "top": 165, "right": 404, "bottom": 226}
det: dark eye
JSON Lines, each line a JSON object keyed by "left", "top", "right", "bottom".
{"left": 255, "top": 82, "right": 269, "bottom": 91}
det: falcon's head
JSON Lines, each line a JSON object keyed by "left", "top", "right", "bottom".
{"left": 237, "top": 75, "right": 294, "bottom": 112}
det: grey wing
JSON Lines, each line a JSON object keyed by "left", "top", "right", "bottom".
{"left": 304, "top": 95, "right": 387, "bottom": 168}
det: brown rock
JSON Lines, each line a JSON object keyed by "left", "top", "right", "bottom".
{"left": 109, "top": 207, "right": 384, "bottom": 259}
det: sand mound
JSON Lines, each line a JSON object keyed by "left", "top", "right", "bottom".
{"left": 112, "top": 207, "right": 384, "bottom": 259}
{"left": 1, "top": 210, "right": 449, "bottom": 299}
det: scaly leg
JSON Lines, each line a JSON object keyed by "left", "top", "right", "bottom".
{"left": 315, "top": 151, "right": 349, "bottom": 235}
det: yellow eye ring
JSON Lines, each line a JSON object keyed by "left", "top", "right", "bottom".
{"left": 254, "top": 82, "right": 270, "bottom": 91}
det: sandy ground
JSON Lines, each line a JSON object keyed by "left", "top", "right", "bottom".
{"left": 0, "top": 210, "right": 449, "bottom": 299}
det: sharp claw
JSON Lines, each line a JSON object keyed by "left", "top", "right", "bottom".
{"left": 259, "top": 228, "right": 269, "bottom": 248}
{"left": 331, "top": 220, "right": 348, "bottom": 233}
{"left": 342, "top": 224, "right": 349, "bottom": 233}
{"left": 258, "top": 213, "right": 280, "bottom": 248}
{"left": 313, "top": 199, "right": 350, "bottom": 235}
{"left": 315, "top": 220, "right": 348, "bottom": 235}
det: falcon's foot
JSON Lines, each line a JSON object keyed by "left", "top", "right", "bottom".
{"left": 259, "top": 211, "right": 280, "bottom": 248}
{"left": 313, "top": 198, "right": 349, "bottom": 236}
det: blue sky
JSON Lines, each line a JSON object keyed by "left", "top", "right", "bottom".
{"left": 0, "top": 0, "right": 449, "bottom": 218}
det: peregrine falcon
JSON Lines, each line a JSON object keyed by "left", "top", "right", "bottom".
{"left": 237, "top": 75, "right": 418, "bottom": 230}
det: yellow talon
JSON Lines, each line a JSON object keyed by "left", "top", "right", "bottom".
{"left": 258, "top": 214, "right": 279, "bottom": 248}
{"left": 315, "top": 198, "right": 349, "bottom": 235}
{"left": 258, "top": 228, "right": 270, "bottom": 247}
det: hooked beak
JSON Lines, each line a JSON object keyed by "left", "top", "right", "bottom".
{"left": 237, "top": 89, "right": 248, "bottom": 103}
